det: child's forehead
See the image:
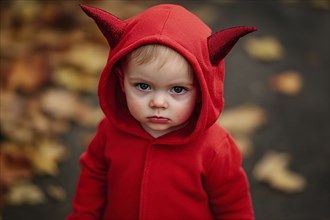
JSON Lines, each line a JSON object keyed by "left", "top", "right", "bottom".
{"left": 129, "top": 44, "right": 185, "bottom": 63}
{"left": 131, "top": 54, "right": 184, "bottom": 72}
{"left": 126, "top": 44, "right": 194, "bottom": 74}
{"left": 125, "top": 57, "right": 197, "bottom": 87}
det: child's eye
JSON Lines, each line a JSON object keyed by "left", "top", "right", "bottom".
{"left": 170, "top": 86, "right": 187, "bottom": 94}
{"left": 136, "top": 83, "right": 151, "bottom": 91}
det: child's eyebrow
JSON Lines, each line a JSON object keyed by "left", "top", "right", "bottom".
{"left": 167, "top": 82, "right": 195, "bottom": 87}
{"left": 126, "top": 76, "right": 153, "bottom": 84}
{"left": 126, "top": 75, "right": 196, "bottom": 87}
{"left": 126, "top": 76, "right": 144, "bottom": 81}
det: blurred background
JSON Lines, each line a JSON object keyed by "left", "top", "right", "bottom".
{"left": 0, "top": 0, "right": 329, "bottom": 220}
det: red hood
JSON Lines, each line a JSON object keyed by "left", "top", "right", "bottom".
{"left": 80, "top": 4, "right": 256, "bottom": 144}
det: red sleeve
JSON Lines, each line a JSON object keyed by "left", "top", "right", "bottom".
{"left": 205, "top": 134, "right": 254, "bottom": 220}
{"left": 67, "top": 118, "right": 109, "bottom": 220}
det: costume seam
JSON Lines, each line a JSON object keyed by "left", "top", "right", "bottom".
{"left": 159, "top": 7, "right": 173, "bottom": 35}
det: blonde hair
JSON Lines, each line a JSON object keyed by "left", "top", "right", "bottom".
{"left": 122, "top": 44, "right": 194, "bottom": 77}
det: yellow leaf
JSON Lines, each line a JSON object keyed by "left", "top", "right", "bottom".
{"left": 253, "top": 151, "right": 306, "bottom": 193}
{"left": 218, "top": 104, "right": 267, "bottom": 136}
{"left": 61, "top": 43, "right": 108, "bottom": 74}
{"left": 74, "top": 105, "right": 104, "bottom": 127}
{"left": 53, "top": 67, "right": 98, "bottom": 93}
{"left": 27, "top": 140, "right": 67, "bottom": 176}
{"left": 40, "top": 89, "right": 80, "bottom": 119}
{"left": 46, "top": 185, "right": 66, "bottom": 202}
{"left": 6, "top": 181, "right": 46, "bottom": 205}
{"left": 269, "top": 70, "right": 303, "bottom": 96}
{"left": 244, "top": 36, "right": 284, "bottom": 61}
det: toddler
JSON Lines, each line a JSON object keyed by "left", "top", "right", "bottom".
{"left": 68, "top": 3, "right": 256, "bottom": 220}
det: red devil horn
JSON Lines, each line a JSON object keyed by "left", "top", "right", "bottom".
{"left": 208, "top": 26, "right": 257, "bottom": 66}
{"left": 80, "top": 4, "right": 127, "bottom": 49}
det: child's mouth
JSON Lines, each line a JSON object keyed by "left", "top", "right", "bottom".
{"left": 147, "top": 116, "right": 170, "bottom": 124}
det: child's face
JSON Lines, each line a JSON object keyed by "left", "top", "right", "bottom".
{"left": 123, "top": 56, "right": 198, "bottom": 138}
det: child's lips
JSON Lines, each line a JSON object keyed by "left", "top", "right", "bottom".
{"left": 147, "top": 116, "right": 170, "bottom": 123}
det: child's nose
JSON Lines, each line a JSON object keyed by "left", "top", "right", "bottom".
{"left": 149, "top": 92, "right": 169, "bottom": 109}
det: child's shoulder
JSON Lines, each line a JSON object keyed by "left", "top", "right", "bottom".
{"left": 95, "top": 117, "right": 118, "bottom": 135}
{"left": 203, "top": 123, "right": 231, "bottom": 143}
{"left": 200, "top": 123, "right": 240, "bottom": 156}
{"left": 96, "top": 117, "right": 111, "bottom": 130}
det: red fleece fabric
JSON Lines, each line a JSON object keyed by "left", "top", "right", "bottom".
{"left": 68, "top": 4, "right": 255, "bottom": 220}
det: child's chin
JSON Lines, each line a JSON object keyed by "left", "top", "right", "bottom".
{"left": 148, "top": 125, "right": 171, "bottom": 132}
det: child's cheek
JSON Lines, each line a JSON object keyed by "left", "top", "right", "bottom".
{"left": 174, "top": 98, "right": 197, "bottom": 120}
{"left": 126, "top": 96, "right": 146, "bottom": 119}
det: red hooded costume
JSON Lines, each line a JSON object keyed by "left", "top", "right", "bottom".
{"left": 68, "top": 4, "right": 256, "bottom": 220}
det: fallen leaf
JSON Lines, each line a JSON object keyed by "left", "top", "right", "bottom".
{"left": 0, "top": 89, "right": 25, "bottom": 123}
{"left": 0, "top": 93, "right": 36, "bottom": 143}
{"left": 52, "top": 67, "right": 99, "bottom": 93}
{"left": 0, "top": 143, "right": 33, "bottom": 189}
{"left": 218, "top": 104, "right": 267, "bottom": 136}
{"left": 253, "top": 151, "right": 307, "bottom": 193}
{"left": 5, "top": 181, "right": 46, "bottom": 205}
{"left": 46, "top": 185, "right": 66, "bottom": 202}
{"left": 74, "top": 105, "right": 104, "bottom": 127}
{"left": 25, "top": 96, "right": 70, "bottom": 136}
{"left": 1, "top": 120, "right": 35, "bottom": 144}
{"left": 269, "top": 70, "right": 303, "bottom": 96}
{"left": 40, "top": 88, "right": 103, "bottom": 126}
{"left": 244, "top": 36, "right": 285, "bottom": 61}
{"left": 27, "top": 140, "right": 68, "bottom": 176}
{"left": 40, "top": 88, "right": 80, "bottom": 119}
{"left": 7, "top": 54, "right": 51, "bottom": 93}
{"left": 30, "top": 111, "right": 52, "bottom": 134}
{"left": 218, "top": 104, "right": 267, "bottom": 158}
{"left": 60, "top": 43, "right": 108, "bottom": 74}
